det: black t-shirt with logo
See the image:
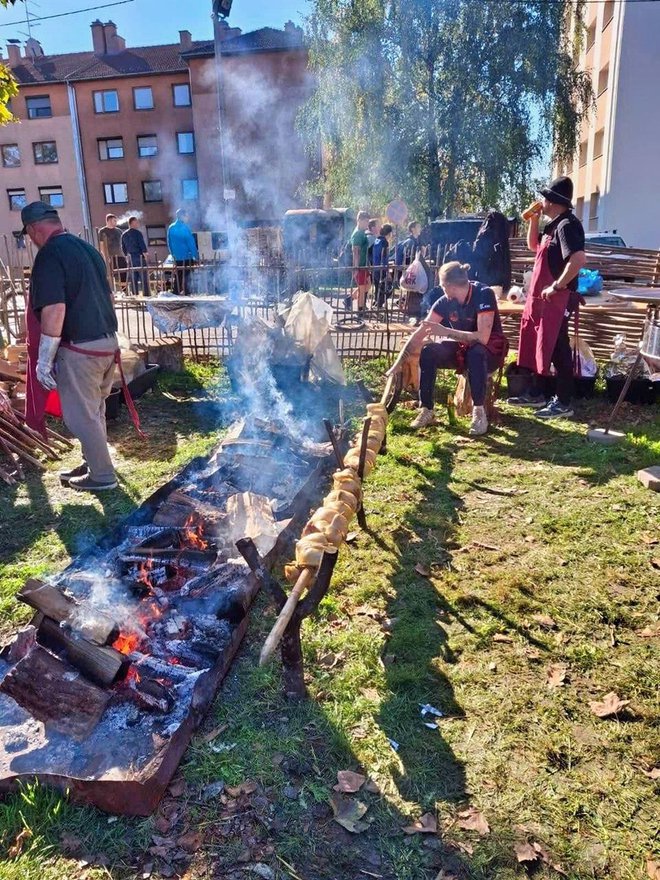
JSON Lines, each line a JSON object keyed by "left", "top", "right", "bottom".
{"left": 30, "top": 233, "right": 118, "bottom": 343}
{"left": 430, "top": 281, "right": 506, "bottom": 356}
{"left": 541, "top": 211, "right": 585, "bottom": 292}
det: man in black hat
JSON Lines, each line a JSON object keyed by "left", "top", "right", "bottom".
{"left": 512, "top": 176, "right": 586, "bottom": 419}
{"left": 21, "top": 201, "right": 120, "bottom": 491}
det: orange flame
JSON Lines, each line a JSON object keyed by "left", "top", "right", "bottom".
{"left": 182, "top": 515, "right": 208, "bottom": 551}
{"left": 125, "top": 666, "right": 141, "bottom": 685}
{"left": 137, "top": 558, "right": 154, "bottom": 588}
{"left": 112, "top": 631, "right": 142, "bottom": 655}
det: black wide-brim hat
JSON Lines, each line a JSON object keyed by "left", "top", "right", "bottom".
{"left": 540, "top": 176, "right": 573, "bottom": 208}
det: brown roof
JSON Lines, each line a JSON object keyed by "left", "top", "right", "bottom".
{"left": 11, "top": 41, "right": 209, "bottom": 86}
{"left": 181, "top": 27, "right": 305, "bottom": 59}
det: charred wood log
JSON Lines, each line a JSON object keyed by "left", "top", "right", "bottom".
{"left": 0, "top": 646, "right": 110, "bottom": 740}
{"left": 37, "top": 616, "right": 129, "bottom": 687}
{"left": 18, "top": 579, "right": 120, "bottom": 646}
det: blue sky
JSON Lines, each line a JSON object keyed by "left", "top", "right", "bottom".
{"left": 0, "top": 0, "right": 309, "bottom": 54}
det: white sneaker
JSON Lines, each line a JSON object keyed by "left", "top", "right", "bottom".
{"left": 469, "top": 405, "right": 488, "bottom": 436}
{"left": 411, "top": 407, "right": 436, "bottom": 429}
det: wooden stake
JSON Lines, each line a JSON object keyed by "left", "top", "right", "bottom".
{"left": 259, "top": 567, "right": 315, "bottom": 667}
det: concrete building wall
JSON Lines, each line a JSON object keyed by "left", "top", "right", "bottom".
{"left": 566, "top": 1, "right": 660, "bottom": 248}
{"left": 73, "top": 73, "right": 197, "bottom": 257}
{"left": 601, "top": 1, "right": 660, "bottom": 248}
{"left": 0, "top": 83, "right": 86, "bottom": 237}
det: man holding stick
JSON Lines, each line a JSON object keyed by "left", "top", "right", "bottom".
{"left": 22, "top": 202, "right": 120, "bottom": 491}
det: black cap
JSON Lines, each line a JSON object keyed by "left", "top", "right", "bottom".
{"left": 539, "top": 176, "right": 573, "bottom": 208}
{"left": 20, "top": 201, "right": 60, "bottom": 235}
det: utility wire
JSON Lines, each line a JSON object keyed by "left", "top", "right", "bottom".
{"left": 0, "top": 0, "right": 136, "bottom": 29}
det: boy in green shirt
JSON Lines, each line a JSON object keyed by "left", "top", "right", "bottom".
{"left": 349, "top": 211, "right": 371, "bottom": 316}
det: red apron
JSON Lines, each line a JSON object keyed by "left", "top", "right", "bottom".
{"left": 517, "top": 234, "right": 571, "bottom": 376}
{"left": 25, "top": 293, "right": 62, "bottom": 437}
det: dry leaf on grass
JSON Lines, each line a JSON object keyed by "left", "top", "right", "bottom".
{"left": 415, "top": 562, "right": 432, "bottom": 577}
{"left": 364, "top": 779, "right": 381, "bottom": 794}
{"left": 648, "top": 859, "right": 660, "bottom": 879}
{"left": 168, "top": 778, "right": 186, "bottom": 798}
{"left": 456, "top": 808, "right": 490, "bottom": 836}
{"left": 453, "top": 840, "right": 474, "bottom": 855}
{"left": 546, "top": 663, "right": 568, "bottom": 688}
{"left": 641, "top": 767, "right": 660, "bottom": 779}
{"left": 225, "top": 781, "right": 258, "bottom": 798}
{"left": 318, "top": 650, "right": 344, "bottom": 669}
{"left": 514, "top": 841, "right": 565, "bottom": 874}
{"left": 493, "top": 633, "right": 513, "bottom": 644}
{"left": 532, "top": 613, "right": 557, "bottom": 629}
{"left": 334, "top": 770, "right": 367, "bottom": 793}
{"left": 8, "top": 828, "right": 32, "bottom": 859}
{"left": 176, "top": 830, "right": 202, "bottom": 853}
{"left": 403, "top": 812, "right": 437, "bottom": 835}
{"left": 639, "top": 624, "right": 660, "bottom": 638}
{"left": 589, "top": 692, "right": 630, "bottom": 719}
{"left": 641, "top": 534, "right": 659, "bottom": 545}
{"left": 514, "top": 841, "right": 539, "bottom": 863}
{"left": 329, "top": 793, "right": 369, "bottom": 833}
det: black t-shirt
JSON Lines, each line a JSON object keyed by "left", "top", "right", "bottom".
{"left": 542, "top": 211, "right": 585, "bottom": 292}
{"left": 98, "top": 225, "right": 123, "bottom": 258}
{"left": 30, "top": 233, "right": 118, "bottom": 343}
{"left": 430, "top": 281, "right": 506, "bottom": 355}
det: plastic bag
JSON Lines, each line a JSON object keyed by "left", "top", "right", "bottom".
{"left": 571, "top": 336, "right": 597, "bottom": 377}
{"left": 400, "top": 255, "right": 429, "bottom": 294}
{"left": 279, "top": 291, "right": 346, "bottom": 385}
{"left": 577, "top": 268, "right": 603, "bottom": 296}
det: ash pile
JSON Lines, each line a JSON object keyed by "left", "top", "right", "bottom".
{"left": 0, "top": 296, "right": 346, "bottom": 816}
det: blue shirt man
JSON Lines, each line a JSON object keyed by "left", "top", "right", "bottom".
{"left": 167, "top": 210, "right": 199, "bottom": 261}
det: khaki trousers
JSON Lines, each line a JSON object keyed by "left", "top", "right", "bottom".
{"left": 55, "top": 335, "right": 117, "bottom": 482}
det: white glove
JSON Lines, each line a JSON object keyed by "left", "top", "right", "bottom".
{"left": 36, "top": 333, "right": 61, "bottom": 391}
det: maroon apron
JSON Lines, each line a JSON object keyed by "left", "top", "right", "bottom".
{"left": 517, "top": 234, "right": 570, "bottom": 376}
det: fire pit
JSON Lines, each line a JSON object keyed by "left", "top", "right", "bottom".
{"left": 0, "top": 391, "right": 343, "bottom": 815}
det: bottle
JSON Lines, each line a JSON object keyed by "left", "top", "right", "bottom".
{"left": 447, "top": 396, "right": 457, "bottom": 426}
{"left": 522, "top": 200, "right": 543, "bottom": 221}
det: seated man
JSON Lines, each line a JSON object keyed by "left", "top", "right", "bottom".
{"left": 410, "top": 261, "right": 507, "bottom": 436}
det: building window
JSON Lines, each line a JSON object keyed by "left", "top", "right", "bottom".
{"left": 598, "top": 63, "right": 609, "bottom": 96}
{"left": 575, "top": 197, "right": 584, "bottom": 222}
{"left": 603, "top": 0, "right": 614, "bottom": 28}
{"left": 172, "top": 83, "right": 191, "bottom": 107}
{"left": 104, "top": 182, "right": 128, "bottom": 204}
{"left": 39, "top": 186, "right": 64, "bottom": 208}
{"left": 94, "top": 90, "right": 119, "bottom": 113}
{"left": 593, "top": 128, "right": 605, "bottom": 159}
{"left": 98, "top": 137, "right": 124, "bottom": 160}
{"left": 177, "top": 131, "right": 195, "bottom": 154}
{"left": 137, "top": 134, "right": 158, "bottom": 157}
{"left": 181, "top": 178, "right": 198, "bottom": 200}
{"left": 1, "top": 144, "right": 20, "bottom": 168}
{"left": 579, "top": 140, "right": 588, "bottom": 167}
{"left": 586, "top": 22, "right": 596, "bottom": 52}
{"left": 142, "top": 180, "right": 163, "bottom": 202}
{"left": 147, "top": 225, "right": 167, "bottom": 247}
{"left": 133, "top": 86, "right": 154, "bottom": 110}
{"left": 26, "top": 95, "right": 52, "bottom": 119}
{"left": 33, "top": 141, "right": 58, "bottom": 164}
{"left": 588, "top": 189, "right": 600, "bottom": 232}
{"left": 7, "top": 188, "right": 27, "bottom": 211}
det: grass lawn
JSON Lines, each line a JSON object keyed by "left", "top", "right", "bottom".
{"left": 0, "top": 359, "right": 658, "bottom": 880}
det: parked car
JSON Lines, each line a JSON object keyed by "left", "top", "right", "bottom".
{"left": 585, "top": 232, "right": 628, "bottom": 248}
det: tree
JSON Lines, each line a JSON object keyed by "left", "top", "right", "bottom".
{"left": 0, "top": 0, "right": 19, "bottom": 124}
{"left": 299, "top": 0, "right": 592, "bottom": 219}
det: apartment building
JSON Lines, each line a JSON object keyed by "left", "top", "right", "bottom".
{"left": 0, "top": 19, "right": 313, "bottom": 256}
{"left": 564, "top": 0, "right": 660, "bottom": 248}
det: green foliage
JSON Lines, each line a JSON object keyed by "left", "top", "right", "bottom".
{"left": 300, "top": 0, "right": 593, "bottom": 219}
{"left": 0, "top": 0, "right": 19, "bottom": 124}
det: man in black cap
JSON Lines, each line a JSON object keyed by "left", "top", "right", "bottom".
{"left": 21, "top": 201, "right": 120, "bottom": 491}
{"left": 512, "top": 176, "right": 586, "bottom": 419}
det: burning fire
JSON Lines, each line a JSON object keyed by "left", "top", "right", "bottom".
{"left": 137, "top": 558, "right": 154, "bottom": 589}
{"left": 125, "top": 666, "right": 141, "bottom": 685}
{"left": 182, "top": 515, "right": 208, "bottom": 551}
{"left": 113, "top": 631, "right": 142, "bottom": 655}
